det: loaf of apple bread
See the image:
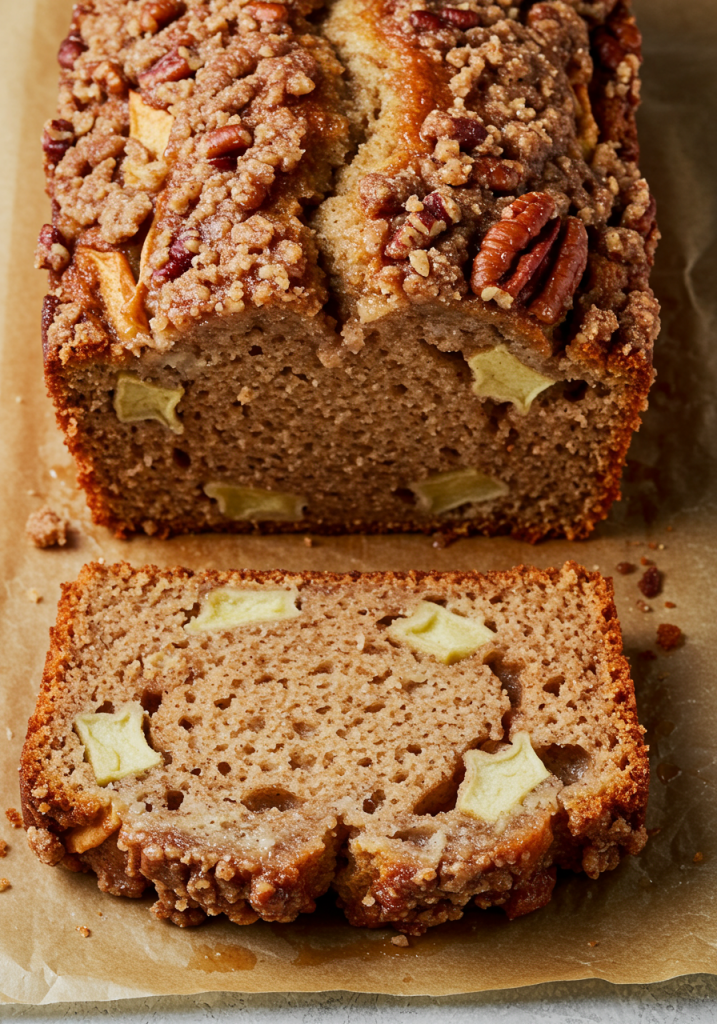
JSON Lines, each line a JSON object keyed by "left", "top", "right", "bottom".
{"left": 20, "top": 562, "right": 648, "bottom": 934}
{"left": 38, "top": 0, "right": 659, "bottom": 540}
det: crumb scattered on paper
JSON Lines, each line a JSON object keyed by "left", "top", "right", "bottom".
{"left": 26, "top": 589, "right": 42, "bottom": 604}
{"left": 4, "top": 809, "right": 21, "bottom": 829}
{"left": 76, "top": 926, "right": 91, "bottom": 938}
{"left": 25, "top": 506, "right": 68, "bottom": 548}
{"left": 391, "top": 934, "right": 409, "bottom": 947}
{"left": 657, "top": 624, "right": 683, "bottom": 651}
{"left": 0, "top": 879, "right": 10, "bottom": 892}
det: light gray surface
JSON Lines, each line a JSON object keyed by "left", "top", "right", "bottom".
{"left": 2, "top": 975, "right": 717, "bottom": 1022}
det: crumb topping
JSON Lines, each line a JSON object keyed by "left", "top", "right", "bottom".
{"left": 40, "top": 0, "right": 657, "bottom": 377}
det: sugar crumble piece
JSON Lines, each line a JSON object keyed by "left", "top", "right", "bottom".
{"left": 27, "top": 589, "right": 43, "bottom": 604}
{"left": 76, "top": 925, "right": 91, "bottom": 938}
{"left": 693, "top": 852, "right": 704, "bottom": 864}
{"left": 0, "top": 879, "right": 10, "bottom": 892}
{"left": 664, "top": 601, "right": 676, "bottom": 609}
{"left": 25, "top": 506, "right": 68, "bottom": 548}
{"left": 5, "top": 809, "right": 22, "bottom": 829}
{"left": 657, "top": 623, "right": 683, "bottom": 652}
{"left": 391, "top": 934, "right": 410, "bottom": 946}
{"left": 0, "top": 839, "right": 8, "bottom": 857}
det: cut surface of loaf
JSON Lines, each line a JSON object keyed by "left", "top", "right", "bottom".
{"left": 38, "top": 0, "right": 659, "bottom": 541}
{"left": 21, "top": 562, "right": 649, "bottom": 934}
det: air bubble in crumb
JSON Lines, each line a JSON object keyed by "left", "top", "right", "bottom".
{"left": 391, "top": 934, "right": 409, "bottom": 947}
{"left": 27, "top": 589, "right": 42, "bottom": 604}
{"left": 76, "top": 926, "right": 91, "bottom": 938}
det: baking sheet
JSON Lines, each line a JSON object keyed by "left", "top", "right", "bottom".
{"left": 0, "top": 0, "right": 716, "bottom": 1003}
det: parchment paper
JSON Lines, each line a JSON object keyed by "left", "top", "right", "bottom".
{"left": 0, "top": 0, "right": 716, "bottom": 1003}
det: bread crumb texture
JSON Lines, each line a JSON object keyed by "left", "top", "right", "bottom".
{"left": 20, "top": 562, "right": 649, "bottom": 934}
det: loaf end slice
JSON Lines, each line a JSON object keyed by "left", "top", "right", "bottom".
{"left": 20, "top": 562, "right": 648, "bottom": 933}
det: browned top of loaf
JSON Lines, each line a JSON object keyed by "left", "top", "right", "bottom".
{"left": 21, "top": 561, "right": 648, "bottom": 869}
{"left": 39, "top": 0, "right": 658, "bottom": 386}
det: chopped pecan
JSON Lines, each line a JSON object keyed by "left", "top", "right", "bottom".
{"left": 385, "top": 210, "right": 446, "bottom": 260}
{"left": 42, "top": 119, "right": 75, "bottom": 164}
{"left": 422, "top": 190, "right": 461, "bottom": 225}
{"left": 58, "top": 30, "right": 86, "bottom": 69}
{"left": 359, "top": 174, "right": 405, "bottom": 218}
{"left": 152, "top": 236, "right": 194, "bottom": 285}
{"left": 472, "top": 156, "right": 524, "bottom": 192}
{"left": 139, "top": 0, "right": 184, "bottom": 33}
{"left": 245, "top": 2, "right": 289, "bottom": 22}
{"left": 529, "top": 217, "right": 589, "bottom": 324}
{"left": 203, "top": 123, "right": 253, "bottom": 170}
{"left": 470, "top": 192, "right": 557, "bottom": 306}
{"left": 138, "top": 49, "right": 192, "bottom": 90}
{"left": 438, "top": 6, "right": 480, "bottom": 29}
{"left": 449, "top": 117, "right": 487, "bottom": 150}
{"left": 409, "top": 10, "right": 445, "bottom": 32}
{"left": 594, "top": 16, "right": 642, "bottom": 70}
{"left": 501, "top": 218, "right": 560, "bottom": 301}
{"left": 90, "top": 61, "right": 128, "bottom": 96}
{"left": 35, "top": 225, "right": 71, "bottom": 273}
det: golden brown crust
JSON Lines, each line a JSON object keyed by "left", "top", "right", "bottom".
{"left": 21, "top": 561, "right": 649, "bottom": 933}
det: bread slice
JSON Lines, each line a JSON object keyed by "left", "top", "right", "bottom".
{"left": 20, "top": 562, "right": 649, "bottom": 934}
{"left": 39, "top": 0, "right": 658, "bottom": 541}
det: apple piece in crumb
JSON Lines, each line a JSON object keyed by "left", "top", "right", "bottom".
{"left": 185, "top": 587, "right": 301, "bottom": 633}
{"left": 113, "top": 372, "right": 185, "bottom": 433}
{"left": 409, "top": 467, "right": 508, "bottom": 516}
{"left": 388, "top": 601, "right": 495, "bottom": 664}
{"left": 467, "top": 345, "right": 555, "bottom": 414}
{"left": 204, "top": 481, "right": 306, "bottom": 521}
{"left": 457, "top": 732, "right": 552, "bottom": 822}
{"left": 74, "top": 704, "right": 162, "bottom": 786}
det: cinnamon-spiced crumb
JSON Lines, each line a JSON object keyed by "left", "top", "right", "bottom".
{"left": 657, "top": 623, "right": 683, "bottom": 651}
{"left": 5, "top": 809, "right": 22, "bottom": 829}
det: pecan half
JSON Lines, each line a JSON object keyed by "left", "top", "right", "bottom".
{"left": 152, "top": 236, "right": 194, "bottom": 285}
{"left": 470, "top": 192, "right": 557, "bottom": 305}
{"left": 409, "top": 10, "right": 445, "bottom": 32}
{"left": 58, "top": 30, "right": 86, "bottom": 69}
{"left": 203, "top": 123, "right": 253, "bottom": 170}
{"left": 500, "top": 218, "right": 560, "bottom": 301}
{"left": 472, "top": 156, "right": 524, "bottom": 192}
{"left": 138, "top": 49, "right": 192, "bottom": 90}
{"left": 385, "top": 209, "right": 446, "bottom": 260}
{"left": 42, "top": 119, "right": 75, "bottom": 164}
{"left": 528, "top": 217, "right": 588, "bottom": 324}
{"left": 245, "top": 2, "right": 288, "bottom": 22}
{"left": 35, "top": 225, "right": 71, "bottom": 273}
{"left": 140, "top": 0, "right": 184, "bottom": 33}
{"left": 90, "top": 60, "right": 128, "bottom": 96}
{"left": 438, "top": 7, "right": 480, "bottom": 29}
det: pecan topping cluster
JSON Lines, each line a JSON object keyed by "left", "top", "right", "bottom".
{"left": 42, "top": 119, "right": 75, "bottom": 165}
{"left": 471, "top": 192, "right": 588, "bottom": 325}
{"left": 383, "top": 192, "right": 461, "bottom": 263}
{"left": 139, "top": 0, "right": 185, "bottom": 35}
